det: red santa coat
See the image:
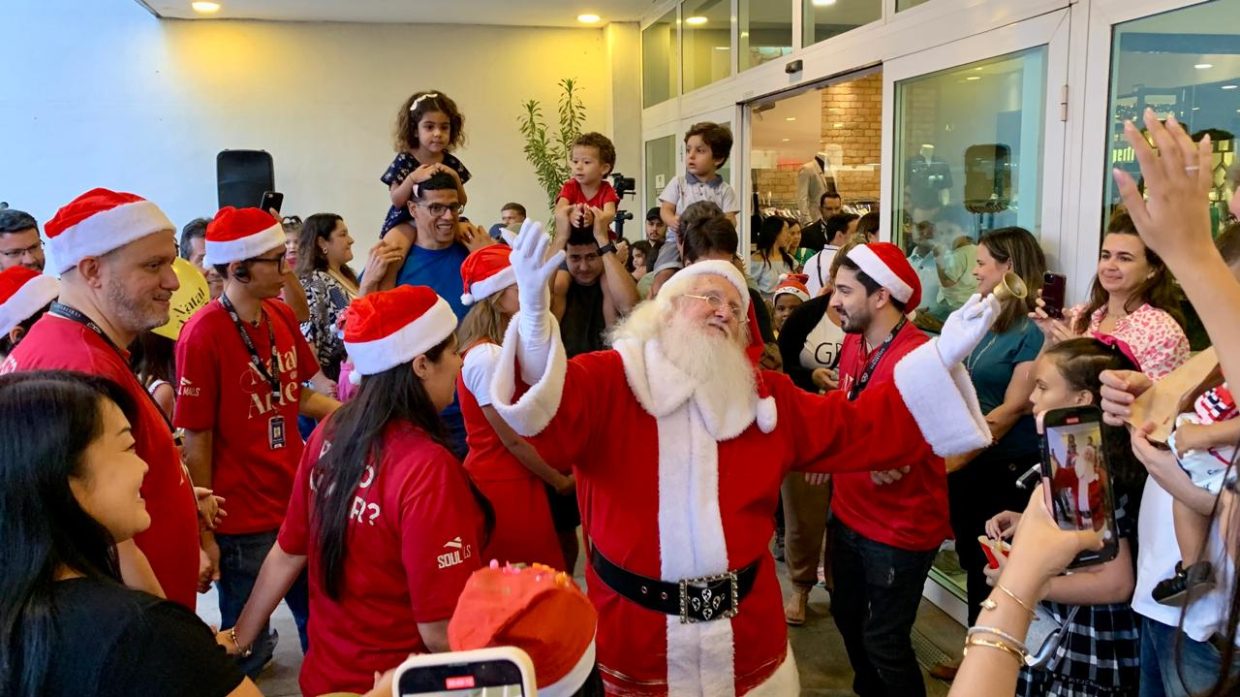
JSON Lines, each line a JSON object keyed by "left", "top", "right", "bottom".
{"left": 492, "top": 321, "right": 990, "bottom": 697}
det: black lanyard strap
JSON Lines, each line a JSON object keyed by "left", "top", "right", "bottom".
{"left": 49, "top": 302, "right": 175, "bottom": 432}
{"left": 219, "top": 294, "right": 283, "bottom": 406}
{"left": 848, "top": 317, "right": 906, "bottom": 401}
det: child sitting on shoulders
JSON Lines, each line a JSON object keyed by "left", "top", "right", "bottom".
{"left": 554, "top": 132, "right": 620, "bottom": 237}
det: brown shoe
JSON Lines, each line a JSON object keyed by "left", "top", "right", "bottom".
{"left": 784, "top": 588, "right": 809, "bottom": 626}
{"left": 929, "top": 658, "right": 961, "bottom": 682}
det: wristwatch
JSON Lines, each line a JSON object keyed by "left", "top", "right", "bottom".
{"left": 597, "top": 242, "right": 617, "bottom": 256}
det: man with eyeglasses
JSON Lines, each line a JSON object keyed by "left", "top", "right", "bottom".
{"left": 0, "top": 208, "right": 46, "bottom": 272}
{"left": 551, "top": 209, "right": 640, "bottom": 360}
{"left": 176, "top": 207, "right": 340, "bottom": 677}
{"left": 487, "top": 223, "right": 999, "bottom": 696}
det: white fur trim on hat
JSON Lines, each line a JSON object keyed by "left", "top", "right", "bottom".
{"left": 46, "top": 200, "right": 175, "bottom": 276}
{"left": 656, "top": 260, "right": 751, "bottom": 311}
{"left": 203, "top": 222, "right": 287, "bottom": 267}
{"left": 847, "top": 244, "right": 913, "bottom": 304}
{"left": 345, "top": 296, "right": 457, "bottom": 376}
{"left": 462, "top": 266, "right": 516, "bottom": 306}
{"left": 538, "top": 636, "right": 596, "bottom": 697}
{"left": 0, "top": 274, "right": 59, "bottom": 336}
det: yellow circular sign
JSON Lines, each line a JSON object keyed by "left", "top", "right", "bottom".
{"left": 152, "top": 257, "right": 210, "bottom": 341}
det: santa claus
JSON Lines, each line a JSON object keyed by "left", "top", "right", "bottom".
{"left": 491, "top": 221, "right": 997, "bottom": 696}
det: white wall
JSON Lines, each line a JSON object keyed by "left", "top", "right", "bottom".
{"left": 0, "top": 0, "right": 642, "bottom": 249}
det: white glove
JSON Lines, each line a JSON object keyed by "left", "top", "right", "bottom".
{"left": 508, "top": 220, "right": 565, "bottom": 382}
{"left": 935, "top": 293, "right": 1000, "bottom": 366}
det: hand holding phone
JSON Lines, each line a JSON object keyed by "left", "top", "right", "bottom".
{"left": 1041, "top": 272, "right": 1067, "bottom": 320}
{"left": 259, "top": 191, "right": 284, "bottom": 215}
{"left": 1039, "top": 406, "right": 1119, "bottom": 569}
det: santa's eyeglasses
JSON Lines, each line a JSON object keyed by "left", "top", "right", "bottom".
{"left": 682, "top": 293, "right": 743, "bottom": 321}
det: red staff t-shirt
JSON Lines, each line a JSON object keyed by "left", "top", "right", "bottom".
{"left": 834, "top": 321, "right": 952, "bottom": 551}
{"left": 557, "top": 179, "right": 620, "bottom": 209}
{"left": 174, "top": 299, "right": 319, "bottom": 535}
{"left": 279, "top": 419, "right": 485, "bottom": 697}
{"left": 1, "top": 314, "right": 200, "bottom": 609}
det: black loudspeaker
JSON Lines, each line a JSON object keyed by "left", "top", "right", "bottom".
{"left": 216, "top": 150, "right": 274, "bottom": 210}
{"left": 963, "top": 144, "right": 1012, "bottom": 214}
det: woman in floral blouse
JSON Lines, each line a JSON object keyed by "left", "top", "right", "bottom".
{"left": 295, "top": 214, "right": 360, "bottom": 382}
{"left": 1036, "top": 209, "right": 1189, "bottom": 380}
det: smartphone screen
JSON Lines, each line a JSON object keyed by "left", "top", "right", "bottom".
{"left": 259, "top": 191, "right": 284, "bottom": 215}
{"left": 1041, "top": 408, "right": 1119, "bottom": 568}
{"left": 398, "top": 660, "right": 527, "bottom": 696}
{"left": 1042, "top": 272, "right": 1066, "bottom": 319}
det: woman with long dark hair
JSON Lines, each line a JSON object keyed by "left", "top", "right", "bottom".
{"left": 748, "top": 215, "right": 796, "bottom": 300}
{"left": 222, "top": 285, "right": 491, "bottom": 697}
{"left": 295, "top": 213, "right": 359, "bottom": 383}
{"left": 0, "top": 371, "right": 259, "bottom": 697}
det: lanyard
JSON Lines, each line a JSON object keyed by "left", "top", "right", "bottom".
{"left": 49, "top": 302, "right": 175, "bottom": 431}
{"left": 219, "top": 294, "right": 283, "bottom": 407}
{"left": 848, "top": 317, "right": 906, "bottom": 401}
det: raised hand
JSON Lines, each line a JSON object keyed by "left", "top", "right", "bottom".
{"left": 936, "top": 293, "right": 1001, "bottom": 366}
{"left": 510, "top": 219, "right": 564, "bottom": 316}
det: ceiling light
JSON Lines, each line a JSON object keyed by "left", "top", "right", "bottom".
{"left": 1224, "top": 85, "right": 1238, "bottom": 90}
{"left": 785, "top": 116, "right": 796, "bottom": 121}
{"left": 1195, "top": 63, "right": 1213, "bottom": 70}
{"left": 812, "top": 0, "right": 838, "bottom": 6}
{"left": 686, "top": 15, "right": 708, "bottom": 25}
{"left": 833, "top": 123, "right": 844, "bottom": 128}
{"left": 577, "top": 13, "right": 600, "bottom": 24}
{"left": 713, "top": 46, "right": 728, "bottom": 51}
{"left": 782, "top": 138, "right": 791, "bottom": 142}
{"left": 191, "top": 1, "right": 220, "bottom": 13}
{"left": 966, "top": 76, "right": 981, "bottom": 81}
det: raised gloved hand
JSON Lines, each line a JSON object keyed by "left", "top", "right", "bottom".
{"left": 509, "top": 219, "right": 564, "bottom": 320}
{"left": 936, "top": 293, "right": 1000, "bottom": 366}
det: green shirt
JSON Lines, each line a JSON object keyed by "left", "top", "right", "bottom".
{"left": 967, "top": 317, "right": 1044, "bottom": 458}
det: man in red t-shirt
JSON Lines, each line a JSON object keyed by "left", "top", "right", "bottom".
{"left": 176, "top": 207, "right": 339, "bottom": 677}
{"left": 829, "top": 243, "right": 952, "bottom": 697}
{"left": 1, "top": 188, "right": 201, "bottom": 609}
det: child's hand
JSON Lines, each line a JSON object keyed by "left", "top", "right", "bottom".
{"left": 409, "top": 163, "right": 440, "bottom": 185}
{"left": 1172, "top": 421, "right": 1210, "bottom": 455}
{"left": 359, "top": 240, "right": 406, "bottom": 294}
{"left": 571, "top": 204, "right": 589, "bottom": 229}
{"left": 457, "top": 222, "right": 494, "bottom": 253}
{"left": 985, "top": 510, "right": 1022, "bottom": 540}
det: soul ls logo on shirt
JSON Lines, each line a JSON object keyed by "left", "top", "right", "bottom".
{"left": 437, "top": 537, "right": 473, "bottom": 569}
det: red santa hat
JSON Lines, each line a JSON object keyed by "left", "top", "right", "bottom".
{"left": 846, "top": 242, "right": 922, "bottom": 311}
{"left": 449, "top": 562, "right": 597, "bottom": 697}
{"left": 44, "top": 188, "right": 175, "bottom": 276}
{"left": 343, "top": 285, "right": 457, "bottom": 378}
{"left": 204, "top": 207, "right": 287, "bottom": 267}
{"left": 655, "top": 260, "right": 777, "bottom": 433}
{"left": 0, "top": 267, "right": 59, "bottom": 336}
{"left": 772, "top": 273, "right": 811, "bottom": 304}
{"left": 460, "top": 245, "right": 516, "bottom": 306}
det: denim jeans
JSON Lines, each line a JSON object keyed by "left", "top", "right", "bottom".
{"left": 1140, "top": 617, "right": 1240, "bottom": 697}
{"left": 217, "top": 529, "right": 310, "bottom": 678}
{"left": 829, "top": 520, "right": 938, "bottom": 697}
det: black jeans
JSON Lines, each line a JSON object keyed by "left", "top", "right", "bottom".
{"left": 946, "top": 449, "right": 1039, "bottom": 626}
{"left": 830, "top": 520, "right": 938, "bottom": 697}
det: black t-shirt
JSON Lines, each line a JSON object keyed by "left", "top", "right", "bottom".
{"left": 562, "top": 280, "right": 607, "bottom": 358}
{"left": 40, "top": 578, "right": 245, "bottom": 697}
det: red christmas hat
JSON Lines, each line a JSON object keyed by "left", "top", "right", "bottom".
{"left": 44, "top": 188, "right": 175, "bottom": 275}
{"left": 656, "top": 260, "right": 776, "bottom": 433}
{"left": 449, "top": 562, "right": 597, "bottom": 697}
{"left": 773, "top": 273, "right": 811, "bottom": 304}
{"left": 460, "top": 245, "right": 516, "bottom": 306}
{"left": 0, "top": 267, "right": 59, "bottom": 336}
{"left": 343, "top": 285, "right": 456, "bottom": 377}
{"left": 204, "top": 207, "right": 287, "bottom": 266}
{"left": 846, "top": 242, "right": 922, "bottom": 311}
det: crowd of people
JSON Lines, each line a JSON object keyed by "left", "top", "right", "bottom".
{"left": 0, "top": 86, "right": 1237, "bottom": 697}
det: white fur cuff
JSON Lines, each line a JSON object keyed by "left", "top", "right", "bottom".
{"left": 892, "top": 341, "right": 991, "bottom": 456}
{"left": 490, "top": 313, "right": 568, "bottom": 437}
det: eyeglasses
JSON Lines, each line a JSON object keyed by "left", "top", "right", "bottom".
{"left": 0, "top": 241, "right": 42, "bottom": 260}
{"left": 682, "top": 293, "right": 743, "bottom": 321}
{"left": 421, "top": 202, "right": 463, "bottom": 217}
{"left": 248, "top": 252, "right": 288, "bottom": 271}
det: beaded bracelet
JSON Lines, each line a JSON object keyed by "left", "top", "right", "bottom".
{"left": 963, "top": 636, "right": 1027, "bottom": 665}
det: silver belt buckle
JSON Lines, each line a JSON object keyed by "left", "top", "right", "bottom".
{"left": 677, "top": 571, "right": 739, "bottom": 624}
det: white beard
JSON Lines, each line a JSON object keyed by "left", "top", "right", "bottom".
{"left": 614, "top": 301, "right": 755, "bottom": 412}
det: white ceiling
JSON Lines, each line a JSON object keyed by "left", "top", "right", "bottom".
{"left": 139, "top": 0, "right": 660, "bottom": 28}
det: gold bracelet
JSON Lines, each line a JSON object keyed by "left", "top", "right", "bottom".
{"left": 967, "top": 625, "right": 1028, "bottom": 654}
{"left": 963, "top": 636, "right": 1027, "bottom": 665}
{"left": 995, "top": 583, "right": 1038, "bottom": 616}
{"left": 229, "top": 627, "right": 253, "bottom": 658}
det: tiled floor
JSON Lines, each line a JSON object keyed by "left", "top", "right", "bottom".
{"left": 199, "top": 544, "right": 964, "bottom": 697}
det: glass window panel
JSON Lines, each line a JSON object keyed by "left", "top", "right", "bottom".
{"left": 1104, "top": 0, "right": 1240, "bottom": 237}
{"left": 897, "top": 0, "right": 932, "bottom": 11}
{"left": 682, "top": 0, "right": 732, "bottom": 92}
{"left": 739, "top": 0, "right": 792, "bottom": 72}
{"left": 802, "top": 0, "right": 881, "bottom": 48}
{"left": 892, "top": 47, "right": 1048, "bottom": 319}
{"left": 645, "top": 135, "right": 678, "bottom": 213}
{"left": 643, "top": 8, "right": 679, "bottom": 107}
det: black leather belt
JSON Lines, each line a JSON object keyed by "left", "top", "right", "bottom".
{"left": 590, "top": 546, "right": 759, "bottom": 624}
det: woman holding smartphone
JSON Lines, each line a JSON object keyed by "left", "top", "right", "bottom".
{"left": 983, "top": 338, "right": 1145, "bottom": 697}
{"left": 222, "top": 286, "right": 491, "bottom": 697}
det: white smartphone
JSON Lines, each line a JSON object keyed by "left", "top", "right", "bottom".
{"left": 393, "top": 647, "right": 538, "bottom": 697}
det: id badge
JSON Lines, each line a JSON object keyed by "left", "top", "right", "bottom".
{"left": 269, "top": 415, "right": 287, "bottom": 450}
